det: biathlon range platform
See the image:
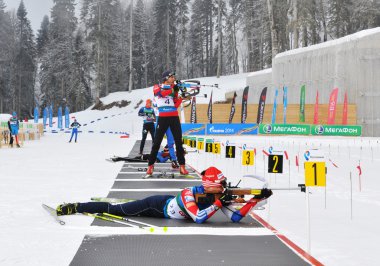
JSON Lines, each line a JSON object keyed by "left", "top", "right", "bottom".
{"left": 70, "top": 141, "right": 319, "bottom": 266}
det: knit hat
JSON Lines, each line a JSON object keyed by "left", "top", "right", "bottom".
{"left": 201, "top": 167, "right": 226, "bottom": 189}
{"left": 162, "top": 70, "right": 175, "bottom": 82}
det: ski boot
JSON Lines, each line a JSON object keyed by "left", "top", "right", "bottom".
{"left": 171, "top": 160, "right": 179, "bottom": 169}
{"left": 16, "top": 144, "right": 21, "bottom": 148}
{"left": 145, "top": 164, "right": 154, "bottom": 178}
{"left": 56, "top": 203, "right": 78, "bottom": 216}
{"left": 179, "top": 165, "right": 189, "bottom": 175}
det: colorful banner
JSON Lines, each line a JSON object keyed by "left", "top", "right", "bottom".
{"left": 271, "top": 88, "right": 278, "bottom": 124}
{"left": 327, "top": 88, "right": 339, "bottom": 125}
{"left": 342, "top": 91, "right": 348, "bottom": 125}
{"left": 299, "top": 85, "right": 305, "bottom": 122}
{"left": 34, "top": 107, "right": 39, "bottom": 123}
{"left": 48, "top": 105, "right": 53, "bottom": 127}
{"left": 181, "top": 123, "right": 206, "bottom": 135}
{"left": 259, "top": 124, "right": 311, "bottom": 135}
{"left": 65, "top": 106, "right": 70, "bottom": 128}
{"left": 206, "top": 123, "right": 258, "bottom": 135}
{"left": 228, "top": 91, "right": 237, "bottom": 124}
{"left": 190, "top": 96, "right": 197, "bottom": 123}
{"left": 256, "top": 87, "right": 267, "bottom": 124}
{"left": 313, "top": 90, "right": 319, "bottom": 124}
{"left": 241, "top": 86, "right": 249, "bottom": 123}
{"left": 283, "top": 86, "right": 288, "bottom": 124}
{"left": 311, "top": 125, "right": 361, "bottom": 136}
{"left": 57, "top": 106, "right": 63, "bottom": 129}
{"left": 43, "top": 107, "right": 48, "bottom": 129}
{"left": 207, "top": 90, "right": 213, "bottom": 124}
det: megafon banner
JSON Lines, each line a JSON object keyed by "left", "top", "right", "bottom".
{"left": 259, "top": 124, "right": 310, "bottom": 135}
{"left": 311, "top": 125, "right": 361, "bottom": 136}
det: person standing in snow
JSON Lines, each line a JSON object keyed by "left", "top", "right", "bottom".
{"left": 138, "top": 99, "right": 156, "bottom": 155}
{"left": 8, "top": 112, "right": 21, "bottom": 148}
{"left": 146, "top": 70, "right": 188, "bottom": 176}
{"left": 69, "top": 119, "right": 81, "bottom": 143}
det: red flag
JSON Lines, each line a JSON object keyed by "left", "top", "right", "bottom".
{"left": 342, "top": 92, "right": 348, "bottom": 125}
{"left": 327, "top": 88, "right": 339, "bottom": 125}
{"left": 357, "top": 165, "right": 362, "bottom": 176}
{"left": 284, "top": 151, "right": 289, "bottom": 160}
{"left": 313, "top": 90, "right": 319, "bottom": 124}
{"left": 295, "top": 155, "right": 299, "bottom": 166}
{"left": 328, "top": 158, "right": 338, "bottom": 168}
{"left": 262, "top": 150, "right": 269, "bottom": 156}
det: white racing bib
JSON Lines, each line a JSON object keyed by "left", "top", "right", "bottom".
{"left": 166, "top": 198, "right": 187, "bottom": 219}
{"left": 155, "top": 96, "right": 175, "bottom": 108}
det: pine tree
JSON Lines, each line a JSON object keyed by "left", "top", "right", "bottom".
{"left": 36, "top": 15, "right": 49, "bottom": 57}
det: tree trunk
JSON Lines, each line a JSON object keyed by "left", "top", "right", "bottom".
{"left": 267, "top": 0, "right": 279, "bottom": 59}
{"left": 129, "top": 0, "right": 133, "bottom": 92}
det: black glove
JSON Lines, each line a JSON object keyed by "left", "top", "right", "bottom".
{"left": 173, "top": 80, "right": 182, "bottom": 92}
{"left": 218, "top": 191, "right": 233, "bottom": 206}
{"left": 255, "top": 188, "right": 273, "bottom": 199}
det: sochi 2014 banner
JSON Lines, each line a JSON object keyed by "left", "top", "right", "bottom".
{"left": 65, "top": 106, "right": 70, "bottom": 128}
{"left": 271, "top": 88, "right": 278, "bottom": 124}
{"left": 207, "top": 90, "right": 213, "bottom": 124}
{"left": 57, "top": 106, "right": 62, "bottom": 128}
{"left": 48, "top": 105, "right": 53, "bottom": 127}
{"left": 299, "top": 85, "right": 305, "bottom": 122}
{"left": 241, "top": 86, "right": 249, "bottom": 123}
{"left": 283, "top": 86, "right": 288, "bottom": 124}
{"left": 327, "top": 88, "right": 339, "bottom": 125}
{"left": 43, "top": 107, "right": 48, "bottom": 129}
{"left": 256, "top": 87, "right": 267, "bottom": 124}
{"left": 190, "top": 96, "right": 197, "bottom": 123}
{"left": 34, "top": 107, "right": 39, "bottom": 123}
{"left": 228, "top": 91, "right": 237, "bottom": 124}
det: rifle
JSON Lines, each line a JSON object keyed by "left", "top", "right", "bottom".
{"left": 195, "top": 181, "right": 306, "bottom": 204}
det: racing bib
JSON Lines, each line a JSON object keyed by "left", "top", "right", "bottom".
{"left": 166, "top": 198, "right": 188, "bottom": 219}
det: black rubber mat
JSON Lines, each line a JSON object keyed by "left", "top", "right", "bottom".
{"left": 70, "top": 235, "right": 310, "bottom": 266}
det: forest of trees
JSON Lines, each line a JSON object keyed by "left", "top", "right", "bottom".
{"left": 0, "top": 0, "right": 379, "bottom": 118}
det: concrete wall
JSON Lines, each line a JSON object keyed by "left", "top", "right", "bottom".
{"left": 244, "top": 28, "right": 380, "bottom": 136}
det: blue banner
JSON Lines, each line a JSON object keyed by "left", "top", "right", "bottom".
{"left": 271, "top": 88, "right": 278, "bottom": 124}
{"left": 57, "top": 107, "right": 62, "bottom": 128}
{"left": 48, "top": 105, "right": 53, "bottom": 127}
{"left": 206, "top": 123, "right": 259, "bottom": 135}
{"left": 43, "top": 107, "right": 48, "bottom": 129}
{"left": 65, "top": 106, "right": 70, "bottom": 128}
{"left": 34, "top": 107, "right": 39, "bottom": 123}
{"left": 181, "top": 123, "right": 206, "bottom": 135}
{"left": 283, "top": 86, "right": 288, "bottom": 124}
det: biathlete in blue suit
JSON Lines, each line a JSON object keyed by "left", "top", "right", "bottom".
{"left": 138, "top": 99, "right": 156, "bottom": 155}
{"left": 8, "top": 112, "right": 20, "bottom": 148}
{"left": 69, "top": 119, "right": 81, "bottom": 143}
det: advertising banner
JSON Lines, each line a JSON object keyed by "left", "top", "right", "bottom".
{"left": 190, "top": 96, "right": 197, "bottom": 123}
{"left": 327, "top": 88, "right": 339, "bottom": 125}
{"left": 299, "top": 85, "right": 305, "bottom": 122}
{"left": 65, "top": 106, "right": 70, "bottom": 128}
{"left": 311, "top": 125, "right": 361, "bottom": 136}
{"left": 241, "top": 86, "right": 249, "bottom": 123}
{"left": 256, "top": 87, "right": 267, "bottom": 124}
{"left": 271, "top": 88, "right": 278, "bottom": 124}
{"left": 259, "top": 124, "right": 310, "bottom": 135}
{"left": 283, "top": 86, "right": 288, "bottom": 124}
{"left": 57, "top": 107, "right": 62, "bottom": 129}
{"left": 207, "top": 90, "right": 213, "bottom": 124}
{"left": 181, "top": 123, "right": 206, "bottom": 135}
{"left": 229, "top": 91, "right": 237, "bottom": 124}
{"left": 206, "top": 124, "right": 258, "bottom": 135}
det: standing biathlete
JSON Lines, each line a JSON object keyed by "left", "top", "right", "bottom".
{"left": 69, "top": 119, "right": 81, "bottom": 143}
{"left": 146, "top": 70, "right": 188, "bottom": 176}
{"left": 8, "top": 112, "right": 20, "bottom": 148}
{"left": 138, "top": 99, "right": 156, "bottom": 155}
{"left": 56, "top": 167, "right": 273, "bottom": 223}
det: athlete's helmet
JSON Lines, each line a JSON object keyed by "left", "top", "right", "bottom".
{"left": 146, "top": 99, "right": 152, "bottom": 107}
{"left": 201, "top": 167, "right": 226, "bottom": 189}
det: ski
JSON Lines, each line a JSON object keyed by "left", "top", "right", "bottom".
{"left": 143, "top": 172, "right": 199, "bottom": 179}
{"left": 91, "top": 197, "right": 136, "bottom": 203}
{"left": 42, "top": 204, "right": 65, "bottom": 225}
{"left": 124, "top": 165, "right": 195, "bottom": 173}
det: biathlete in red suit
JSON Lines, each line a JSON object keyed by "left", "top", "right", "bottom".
{"left": 55, "top": 167, "right": 273, "bottom": 224}
{"left": 146, "top": 70, "right": 188, "bottom": 176}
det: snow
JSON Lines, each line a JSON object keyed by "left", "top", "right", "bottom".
{"left": 1, "top": 73, "right": 379, "bottom": 266}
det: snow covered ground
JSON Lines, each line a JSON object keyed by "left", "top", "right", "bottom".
{"left": 1, "top": 73, "right": 379, "bottom": 265}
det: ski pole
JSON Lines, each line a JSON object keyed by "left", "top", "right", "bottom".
{"left": 83, "top": 212, "right": 139, "bottom": 228}
{"left": 102, "top": 213, "right": 167, "bottom": 233}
